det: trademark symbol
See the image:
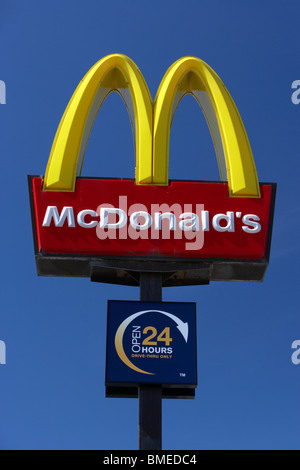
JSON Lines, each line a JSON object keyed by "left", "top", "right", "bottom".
{"left": 180, "top": 373, "right": 186, "bottom": 377}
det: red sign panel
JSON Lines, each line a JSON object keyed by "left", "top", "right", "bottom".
{"left": 29, "top": 177, "right": 276, "bottom": 284}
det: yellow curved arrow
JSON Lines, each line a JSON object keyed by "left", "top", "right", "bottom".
{"left": 114, "top": 311, "right": 154, "bottom": 375}
{"left": 114, "top": 309, "right": 189, "bottom": 375}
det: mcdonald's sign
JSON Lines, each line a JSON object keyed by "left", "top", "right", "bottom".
{"left": 28, "top": 54, "right": 276, "bottom": 285}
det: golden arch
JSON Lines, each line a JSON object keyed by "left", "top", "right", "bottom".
{"left": 44, "top": 54, "right": 153, "bottom": 191}
{"left": 43, "top": 54, "right": 260, "bottom": 197}
{"left": 153, "top": 57, "right": 260, "bottom": 196}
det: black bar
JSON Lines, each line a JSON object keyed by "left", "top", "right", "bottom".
{"left": 139, "top": 272, "right": 162, "bottom": 450}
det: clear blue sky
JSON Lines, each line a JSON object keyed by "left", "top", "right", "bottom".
{"left": 0, "top": 0, "right": 299, "bottom": 450}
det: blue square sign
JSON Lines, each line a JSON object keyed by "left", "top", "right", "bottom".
{"left": 106, "top": 301, "right": 197, "bottom": 397}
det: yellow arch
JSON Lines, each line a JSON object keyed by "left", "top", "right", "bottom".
{"left": 43, "top": 54, "right": 153, "bottom": 191}
{"left": 153, "top": 57, "right": 260, "bottom": 197}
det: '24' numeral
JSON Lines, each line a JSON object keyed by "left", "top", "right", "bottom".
{"left": 142, "top": 327, "right": 172, "bottom": 346}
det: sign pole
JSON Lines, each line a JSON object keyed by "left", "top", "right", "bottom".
{"left": 139, "top": 272, "right": 162, "bottom": 450}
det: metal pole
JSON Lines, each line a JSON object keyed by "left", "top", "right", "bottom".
{"left": 139, "top": 272, "right": 162, "bottom": 450}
